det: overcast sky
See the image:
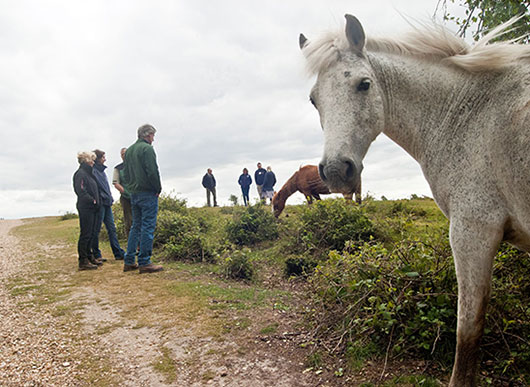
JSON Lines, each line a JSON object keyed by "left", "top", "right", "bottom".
{"left": 0, "top": 0, "right": 466, "bottom": 219}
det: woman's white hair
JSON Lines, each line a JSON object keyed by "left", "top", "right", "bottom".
{"left": 77, "top": 151, "right": 96, "bottom": 165}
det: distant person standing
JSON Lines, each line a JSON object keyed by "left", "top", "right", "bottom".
{"left": 254, "top": 162, "right": 266, "bottom": 199}
{"left": 91, "top": 149, "right": 126, "bottom": 261}
{"left": 262, "top": 166, "right": 276, "bottom": 205}
{"left": 122, "top": 124, "right": 163, "bottom": 274}
{"left": 73, "top": 151, "right": 101, "bottom": 270}
{"left": 202, "top": 168, "right": 217, "bottom": 207}
{"left": 238, "top": 168, "right": 252, "bottom": 206}
{"left": 112, "top": 147, "right": 132, "bottom": 238}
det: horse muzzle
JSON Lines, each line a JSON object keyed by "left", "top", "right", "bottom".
{"left": 319, "top": 157, "right": 360, "bottom": 193}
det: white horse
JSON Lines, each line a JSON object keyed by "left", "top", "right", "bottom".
{"left": 300, "top": 15, "right": 530, "bottom": 387}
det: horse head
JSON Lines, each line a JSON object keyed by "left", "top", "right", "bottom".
{"left": 272, "top": 191, "right": 284, "bottom": 218}
{"left": 300, "top": 15, "right": 385, "bottom": 194}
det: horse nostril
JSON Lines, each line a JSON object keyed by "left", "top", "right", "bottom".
{"left": 318, "top": 163, "right": 327, "bottom": 182}
{"left": 344, "top": 160, "right": 355, "bottom": 179}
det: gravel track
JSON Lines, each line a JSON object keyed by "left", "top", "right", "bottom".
{"left": 0, "top": 220, "right": 87, "bottom": 386}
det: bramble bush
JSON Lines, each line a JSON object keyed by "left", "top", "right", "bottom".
{"left": 299, "top": 199, "right": 374, "bottom": 252}
{"left": 308, "top": 228, "right": 457, "bottom": 364}
{"left": 60, "top": 211, "right": 78, "bottom": 221}
{"left": 154, "top": 209, "right": 214, "bottom": 262}
{"left": 222, "top": 248, "right": 254, "bottom": 280}
{"left": 483, "top": 244, "right": 530, "bottom": 382}
{"left": 308, "top": 217, "right": 530, "bottom": 383}
{"left": 225, "top": 203, "right": 278, "bottom": 246}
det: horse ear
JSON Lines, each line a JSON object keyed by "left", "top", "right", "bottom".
{"left": 344, "top": 14, "right": 365, "bottom": 53}
{"left": 299, "top": 33, "right": 308, "bottom": 50}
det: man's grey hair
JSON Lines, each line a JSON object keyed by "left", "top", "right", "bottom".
{"left": 137, "top": 124, "right": 157, "bottom": 139}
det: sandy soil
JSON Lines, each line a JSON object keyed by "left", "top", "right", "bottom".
{"left": 0, "top": 219, "right": 332, "bottom": 386}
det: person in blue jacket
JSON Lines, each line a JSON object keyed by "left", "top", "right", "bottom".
{"left": 91, "top": 149, "right": 126, "bottom": 260}
{"left": 254, "top": 162, "right": 266, "bottom": 200}
{"left": 262, "top": 166, "right": 276, "bottom": 205}
{"left": 238, "top": 168, "right": 252, "bottom": 206}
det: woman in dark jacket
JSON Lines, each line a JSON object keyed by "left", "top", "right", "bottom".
{"left": 238, "top": 168, "right": 252, "bottom": 206}
{"left": 262, "top": 166, "right": 276, "bottom": 205}
{"left": 73, "top": 151, "right": 102, "bottom": 270}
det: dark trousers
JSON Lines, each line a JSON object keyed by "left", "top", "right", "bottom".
{"left": 120, "top": 196, "right": 132, "bottom": 237}
{"left": 206, "top": 187, "right": 217, "bottom": 207}
{"left": 241, "top": 186, "right": 250, "bottom": 206}
{"left": 78, "top": 207, "right": 98, "bottom": 261}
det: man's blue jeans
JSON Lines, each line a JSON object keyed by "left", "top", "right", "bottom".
{"left": 125, "top": 192, "right": 158, "bottom": 267}
{"left": 91, "top": 205, "right": 125, "bottom": 259}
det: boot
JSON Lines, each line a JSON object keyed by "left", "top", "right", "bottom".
{"left": 139, "top": 263, "right": 164, "bottom": 274}
{"left": 89, "top": 256, "right": 103, "bottom": 266}
{"left": 79, "top": 258, "right": 98, "bottom": 271}
{"left": 123, "top": 263, "right": 139, "bottom": 272}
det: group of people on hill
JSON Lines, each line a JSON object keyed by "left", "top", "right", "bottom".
{"left": 73, "top": 124, "right": 163, "bottom": 274}
{"left": 73, "top": 123, "right": 278, "bottom": 273}
{"left": 201, "top": 162, "right": 277, "bottom": 207}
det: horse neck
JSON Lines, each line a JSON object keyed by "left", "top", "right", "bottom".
{"left": 368, "top": 52, "right": 498, "bottom": 164}
{"left": 277, "top": 172, "right": 299, "bottom": 202}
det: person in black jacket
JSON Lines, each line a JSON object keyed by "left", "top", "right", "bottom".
{"left": 254, "top": 162, "right": 266, "bottom": 200}
{"left": 73, "top": 151, "right": 103, "bottom": 270}
{"left": 202, "top": 168, "right": 217, "bottom": 207}
{"left": 262, "top": 166, "right": 276, "bottom": 205}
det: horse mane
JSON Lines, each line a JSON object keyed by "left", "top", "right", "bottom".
{"left": 302, "top": 17, "right": 530, "bottom": 74}
{"left": 276, "top": 169, "right": 300, "bottom": 201}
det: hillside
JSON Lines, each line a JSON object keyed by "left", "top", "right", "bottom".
{"left": 0, "top": 197, "right": 528, "bottom": 386}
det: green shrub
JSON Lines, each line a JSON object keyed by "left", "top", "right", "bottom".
{"left": 225, "top": 204, "right": 278, "bottom": 246}
{"left": 284, "top": 256, "right": 317, "bottom": 277}
{"left": 222, "top": 249, "right": 254, "bottom": 280}
{"left": 155, "top": 210, "right": 213, "bottom": 262}
{"left": 308, "top": 232, "right": 457, "bottom": 364}
{"left": 483, "top": 244, "right": 530, "bottom": 382}
{"left": 111, "top": 201, "right": 127, "bottom": 240}
{"left": 308, "top": 226, "right": 530, "bottom": 383}
{"left": 297, "top": 199, "right": 374, "bottom": 257}
{"left": 60, "top": 211, "right": 78, "bottom": 220}
{"left": 158, "top": 192, "right": 187, "bottom": 213}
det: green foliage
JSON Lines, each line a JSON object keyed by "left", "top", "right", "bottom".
{"left": 111, "top": 201, "right": 127, "bottom": 239}
{"left": 222, "top": 248, "right": 254, "bottom": 280}
{"left": 228, "top": 194, "right": 238, "bottom": 206}
{"left": 438, "top": 0, "right": 529, "bottom": 43}
{"left": 155, "top": 210, "right": 213, "bottom": 262}
{"left": 60, "top": 211, "right": 78, "bottom": 221}
{"left": 309, "top": 232, "right": 458, "bottom": 364}
{"left": 483, "top": 244, "right": 530, "bottom": 382}
{"left": 284, "top": 256, "right": 317, "bottom": 277}
{"left": 158, "top": 192, "right": 187, "bottom": 213}
{"left": 225, "top": 203, "right": 278, "bottom": 246}
{"left": 297, "top": 199, "right": 375, "bottom": 256}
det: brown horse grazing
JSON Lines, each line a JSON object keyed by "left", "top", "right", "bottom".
{"left": 272, "top": 165, "right": 361, "bottom": 217}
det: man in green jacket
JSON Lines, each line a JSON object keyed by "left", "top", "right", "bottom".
{"left": 122, "top": 124, "right": 163, "bottom": 274}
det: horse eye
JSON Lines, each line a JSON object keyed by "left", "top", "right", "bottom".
{"left": 309, "top": 96, "right": 317, "bottom": 109}
{"left": 357, "top": 79, "right": 371, "bottom": 91}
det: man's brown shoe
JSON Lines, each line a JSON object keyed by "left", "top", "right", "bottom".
{"left": 89, "top": 257, "right": 103, "bottom": 266}
{"left": 79, "top": 259, "right": 98, "bottom": 271}
{"left": 123, "top": 263, "right": 139, "bottom": 272}
{"left": 139, "top": 264, "right": 164, "bottom": 274}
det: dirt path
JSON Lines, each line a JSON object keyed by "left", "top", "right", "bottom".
{"left": 0, "top": 218, "right": 330, "bottom": 386}
{"left": 0, "top": 219, "right": 86, "bottom": 385}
